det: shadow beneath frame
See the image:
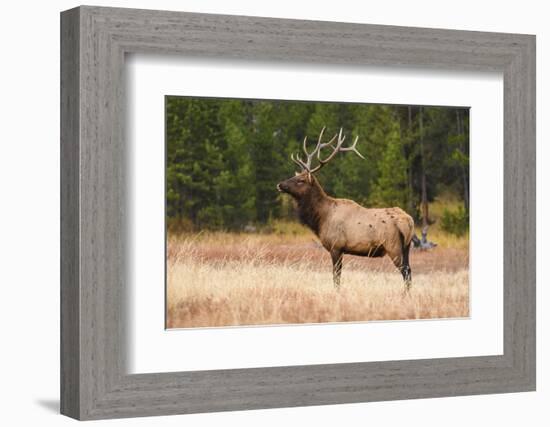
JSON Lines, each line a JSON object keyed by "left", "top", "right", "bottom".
{"left": 35, "top": 398, "right": 59, "bottom": 414}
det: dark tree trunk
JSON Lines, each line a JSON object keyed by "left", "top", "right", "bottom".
{"left": 419, "top": 107, "right": 429, "bottom": 228}
{"left": 456, "top": 109, "right": 469, "bottom": 212}
{"left": 406, "top": 106, "right": 415, "bottom": 217}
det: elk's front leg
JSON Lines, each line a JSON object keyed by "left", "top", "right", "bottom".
{"left": 330, "top": 250, "right": 343, "bottom": 289}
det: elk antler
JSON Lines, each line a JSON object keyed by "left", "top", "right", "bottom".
{"left": 291, "top": 127, "right": 365, "bottom": 174}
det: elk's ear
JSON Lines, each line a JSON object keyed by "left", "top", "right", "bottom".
{"left": 295, "top": 171, "right": 300, "bottom": 176}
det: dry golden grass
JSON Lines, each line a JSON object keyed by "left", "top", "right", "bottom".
{"left": 167, "top": 233, "right": 469, "bottom": 328}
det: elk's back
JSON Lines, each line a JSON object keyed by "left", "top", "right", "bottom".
{"left": 319, "top": 200, "right": 414, "bottom": 254}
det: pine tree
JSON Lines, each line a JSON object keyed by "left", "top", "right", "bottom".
{"left": 165, "top": 97, "right": 470, "bottom": 230}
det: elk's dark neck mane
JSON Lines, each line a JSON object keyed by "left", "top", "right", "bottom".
{"left": 296, "top": 180, "right": 330, "bottom": 235}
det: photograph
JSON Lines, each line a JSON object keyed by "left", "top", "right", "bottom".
{"left": 165, "top": 96, "right": 470, "bottom": 328}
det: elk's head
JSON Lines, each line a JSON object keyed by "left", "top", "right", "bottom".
{"left": 277, "top": 127, "right": 365, "bottom": 199}
{"left": 277, "top": 170, "right": 318, "bottom": 199}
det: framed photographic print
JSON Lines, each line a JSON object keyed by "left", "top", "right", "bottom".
{"left": 164, "top": 96, "right": 470, "bottom": 330}
{"left": 61, "top": 5, "right": 536, "bottom": 420}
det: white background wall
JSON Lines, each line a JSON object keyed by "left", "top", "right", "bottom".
{"left": 0, "top": 0, "right": 546, "bottom": 425}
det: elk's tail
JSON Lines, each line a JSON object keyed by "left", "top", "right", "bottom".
{"left": 395, "top": 214, "right": 415, "bottom": 246}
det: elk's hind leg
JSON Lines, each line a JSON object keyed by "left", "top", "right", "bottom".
{"left": 388, "top": 244, "right": 412, "bottom": 292}
{"left": 400, "top": 242, "right": 412, "bottom": 292}
{"left": 330, "top": 250, "right": 343, "bottom": 289}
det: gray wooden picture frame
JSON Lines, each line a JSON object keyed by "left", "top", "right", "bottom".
{"left": 60, "top": 5, "right": 536, "bottom": 420}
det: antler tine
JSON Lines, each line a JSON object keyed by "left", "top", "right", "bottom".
{"left": 290, "top": 152, "right": 301, "bottom": 169}
{"left": 305, "top": 126, "right": 325, "bottom": 155}
{"left": 309, "top": 128, "right": 364, "bottom": 173}
{"left": 311, "top": 128, "right": 345, "bottom": 170}
{"left": 290, "top": 127, "right": 364, "bottom": 173}
{"left": 307, "top": 126, "right": 325, "bottom": 163}
{"left": 302, "top": 135, "right": 314, "bottom": 170}
{"left": 318, "top": 131, "right": 339, "bottom": 151}
{"left": 298, "top": 126, "right": 326, "bottom": 171}
{"left": 338, "top": 135, "right": 366, "bottom": 160}
{"left": 291, "top": 152, "right": 309, "bottom": 171}
{"left": 302, "top": 135, "right": 309, "bottom": 159}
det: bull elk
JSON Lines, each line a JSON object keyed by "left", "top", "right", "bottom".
{"left": 277, "top": 127, "right": 415, "bottom": 291}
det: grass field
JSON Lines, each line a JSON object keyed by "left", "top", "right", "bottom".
{"left": 166, "top": 227, "right": 469, "bottom": 328}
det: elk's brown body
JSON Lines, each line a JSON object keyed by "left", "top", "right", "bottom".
{"left": 277, "top": 127, "right": 414, "bottom": 289}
